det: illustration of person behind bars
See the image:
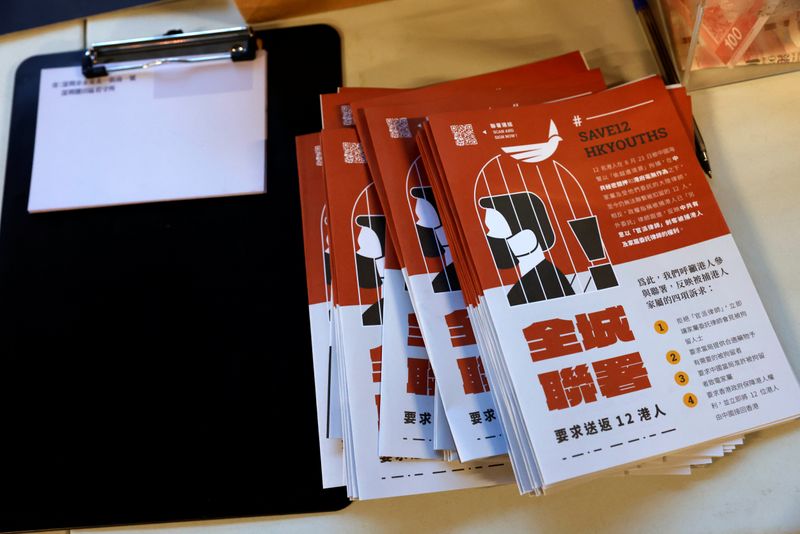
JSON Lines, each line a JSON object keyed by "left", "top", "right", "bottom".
{"left": 476, "top": 119, "right": 618, "bottom": 307}
{"left": 479, "top": 192, "right": 574, "bottom": 306}
{"left": 354, "top": 213, "right": 386, "bottom": 326}
{"left": 409, "top": 186, "right": 460, "bottom": 293}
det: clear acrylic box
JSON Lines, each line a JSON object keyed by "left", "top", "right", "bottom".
{"left": 655, "top": 0, "right": 800, "bottom": 90}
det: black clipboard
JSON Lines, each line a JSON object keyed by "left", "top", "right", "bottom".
{"left": 0, "top": 24, "right": 349, "bottom": 532}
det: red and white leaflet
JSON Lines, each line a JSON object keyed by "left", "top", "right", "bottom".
{"left": 296, "top": 133, "right": 344, "bottom": 488}
{"left": 426, "top": 76, "right": 800, "bottom": 491}
{"left": 323, "top": 87, "right": 447, "bottom": 459}
{"left": 321, "top": 127, "right": 513, "bottom": 499}
{"left": 358, "top": 71, "right": 607, "bottom": 461}
{"left": 415, "top": 79, "right": 733, "bottom": 487}
{"left": 349, "top": 55, "right": 593, "bottom": 458}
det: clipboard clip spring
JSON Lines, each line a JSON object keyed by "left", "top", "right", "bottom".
{"left": 82, "top": 26, "right": 257, "bottom": 79}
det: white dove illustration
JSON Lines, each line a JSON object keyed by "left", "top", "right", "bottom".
{"left": 501, "top": 119, "right": 562, "bottom": 163}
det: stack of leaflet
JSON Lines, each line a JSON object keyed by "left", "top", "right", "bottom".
{"left": 296, "top": 51, "right": 800, "bottom": 499}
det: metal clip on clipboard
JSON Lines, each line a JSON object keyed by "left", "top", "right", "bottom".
{"left": 82, "top": 26, "right": 257, "bottom": 78}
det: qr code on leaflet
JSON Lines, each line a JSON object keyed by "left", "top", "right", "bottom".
{"left": 340, "top": 105, "right": 354, "bottom": 126}
{"left": 386, "top": 117, "right": 412, "bottom": 139}
{"left": 342, "top": 141, "right": 366, "bottom": 164}
{"left": 450, "top": 124, "right": 478, "bottom": 146}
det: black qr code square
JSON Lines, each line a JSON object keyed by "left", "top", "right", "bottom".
{"left": 386, "top": 117, "right": 412, "bottom": 138}
{"left": 342, "top": 142, "right": 365, "bottom": 164}
{"left": 450, "top": 124, "right": 478, "bottom": 146}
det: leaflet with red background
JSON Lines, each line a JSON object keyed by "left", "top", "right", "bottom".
{"left": 322, "top": 86, "right": 445, "bottom": 458}
{"left": 296, "top": 133, "right": 345, "bottom": 489}
{"left": 321, "top": 127, "right": 513, "bottom": 498}
{"left": 328, "top": 53, "right": 590, "bottom": 459}
{"left": 415, "top": 83, "right": 739, "bottom": 484}
{"left": 425, "top": 76, "right": 800, "bottom": 489}
{"left": 350, "top": 52, "right": 591, "bottom": 459}
{"left": 357, "top": 70, "right": 607, "bottom": 461}
{"left": 368, "top": 74, "right": 608, "bottom": 460}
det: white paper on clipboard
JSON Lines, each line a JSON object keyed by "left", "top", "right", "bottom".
{"left": 28, "top": 50, "right": 266, "bottom": 212}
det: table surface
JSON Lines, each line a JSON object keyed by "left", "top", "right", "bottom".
{"left": 1, "top": 1, "right": 798, "bottom": 532}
